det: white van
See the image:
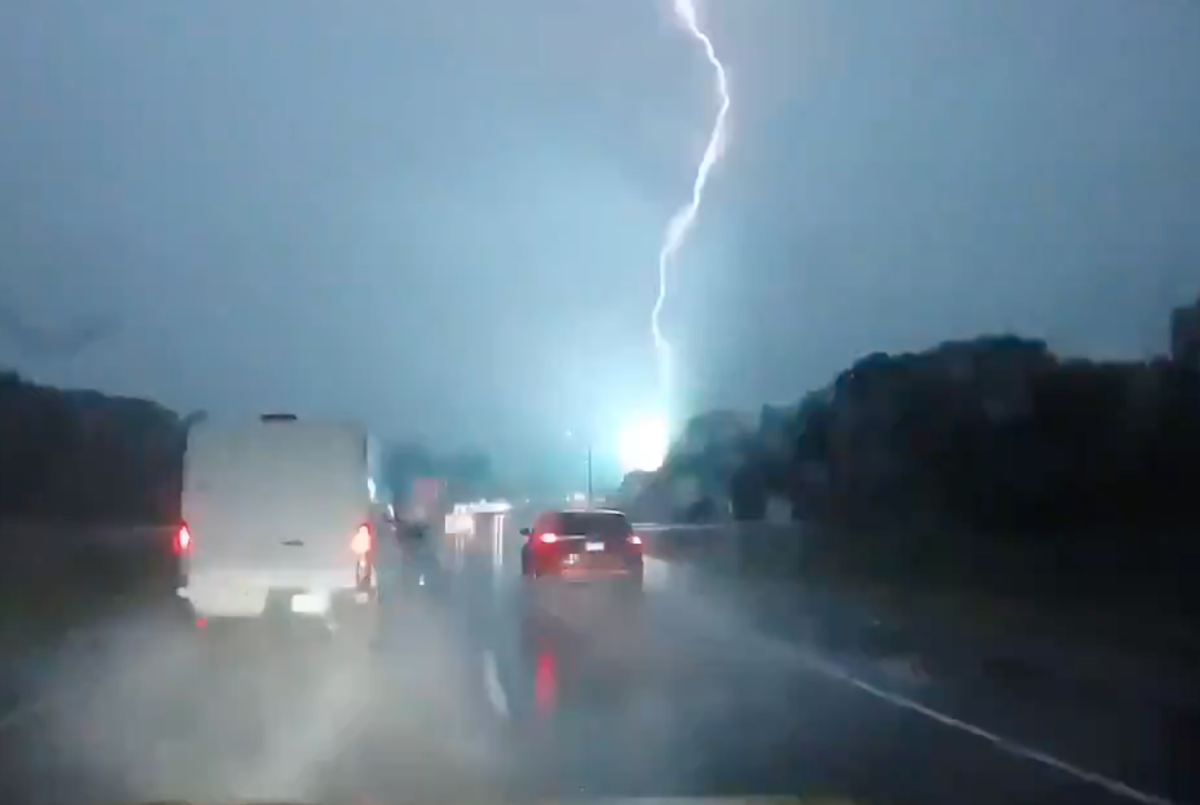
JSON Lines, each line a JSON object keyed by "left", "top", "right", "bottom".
{"left": 177, "top": 413, "right": 390, "bottom": 640}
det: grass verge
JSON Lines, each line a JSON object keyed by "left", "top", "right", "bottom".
{"left": 667, "top": 533, "right": 1200, "bottom": 699}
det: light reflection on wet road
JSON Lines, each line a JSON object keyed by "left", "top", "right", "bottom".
{"left": 0, "top": 526, "right": 1189, "bottom": 805}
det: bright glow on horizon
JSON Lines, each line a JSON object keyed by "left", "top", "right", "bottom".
{"left": 617, "top": 416, "right": 670, "bottom": 473}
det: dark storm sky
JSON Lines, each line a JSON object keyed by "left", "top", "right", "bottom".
{"left": 1, "top": 0, "right": 1198, "bottom": 455}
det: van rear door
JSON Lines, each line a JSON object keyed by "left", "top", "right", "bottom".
{"left": 184, "top": 422, "right": 369, "bottom": 578}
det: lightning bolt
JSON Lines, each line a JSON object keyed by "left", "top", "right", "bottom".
{"left": 652, "top": 0, "right": 731, "bottom": 414}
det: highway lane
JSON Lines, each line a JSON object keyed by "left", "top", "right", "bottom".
{"left": 451, "top": 539, "right": 1187, "bottom": 805}
{"left": 0, "top": 526, "right": 1189, "bottom": 804}
{"left": 0, "top": 597, "right": 507, "bottom": 804}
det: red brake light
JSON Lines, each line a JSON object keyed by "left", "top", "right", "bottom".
{"left": 173, "top": 524, "right": 192, "bottom": 554}
{"left": 628, "top": 534, "right": 643, "bottom": 546}
{"left": 351, "top": 523, "right": 373, "bottom": 555}
{"left": 538, "top": 532, "right": 558, "bottom": 544}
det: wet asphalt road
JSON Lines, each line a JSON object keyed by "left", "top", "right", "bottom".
{"left": 0, "top": 529, "right": 1192, "bottom": 805}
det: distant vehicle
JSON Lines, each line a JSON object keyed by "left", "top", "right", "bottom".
{"left": 518, "top": 508, "right": 644, "bottom": 591}
{"left": 407, "top": 476, "right": 446, "bottom": 524}
{"left": 177, "top": 413, "right": 391, "bottom": 644}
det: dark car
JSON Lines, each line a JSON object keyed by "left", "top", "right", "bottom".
{"left": 518, "top": 508, "right": 644, "bottom": 589}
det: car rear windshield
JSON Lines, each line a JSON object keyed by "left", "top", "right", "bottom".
{"left": 557, "top": 512, "right": 631, "bottom": 537}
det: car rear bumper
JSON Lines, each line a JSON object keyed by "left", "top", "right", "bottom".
{"left": 552, "top": 566, "right": 636, "bottom": 579}
{"left": 529, "top": 562, "right": 643, "bottom": 582}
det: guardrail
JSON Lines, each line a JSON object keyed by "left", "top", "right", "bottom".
{"left": 0, "top": 521, "right": 174, "bottom": 572}
{"left": 0, "top": 522, "right": 180, "bottom": 621}
{"left": 634, "top": 520, "right": 805, "bottom": 574}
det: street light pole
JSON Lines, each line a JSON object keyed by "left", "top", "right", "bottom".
{"left": 566, "top": 429, "right": 594, "bottom": 507}
{"left": 586, "top": 444, "right": 593, "bottom": 507}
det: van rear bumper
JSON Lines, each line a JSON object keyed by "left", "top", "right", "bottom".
{"left": 181, "top": 569, "right": 372, "bottom": 619}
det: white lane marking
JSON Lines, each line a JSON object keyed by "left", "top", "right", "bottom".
{"left": 797, "top": 650, "right": 1182, "bottom": 805}
{"left": 649, "top": 555, "right": 1182, "bottom": 804}
{"left": 482, "top": 649, "right": 509, "bottom": 718}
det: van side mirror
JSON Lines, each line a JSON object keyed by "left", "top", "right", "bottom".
{"left": 519, "top": 527, "right": 532, "bottom": 537}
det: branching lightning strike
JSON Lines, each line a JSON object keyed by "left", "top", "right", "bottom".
{"left": 652, "top": 0, "right": 731, "bottom": 408}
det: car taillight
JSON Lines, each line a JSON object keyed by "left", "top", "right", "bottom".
{"left": 351, "top": 523, "right": 372, "bottom": 555}
{"left": 173, "top": 524, "right": 192, "bottom": 555}
{"left": 627, "top": 533, "right": 643, "bottom": 546}
{"left": 537, "top": 532, "right": 558, "bottom": 544}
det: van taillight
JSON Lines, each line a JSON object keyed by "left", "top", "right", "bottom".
{"left": 351, "top": 523, "right": 372, "bottom": 555}
{"left": 173, "top": 524, "right": 192, "bottom": 554}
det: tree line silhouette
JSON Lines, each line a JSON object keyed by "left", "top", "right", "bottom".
{"left": 624, "top": 299, "right": 1200, "bottom": 622}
